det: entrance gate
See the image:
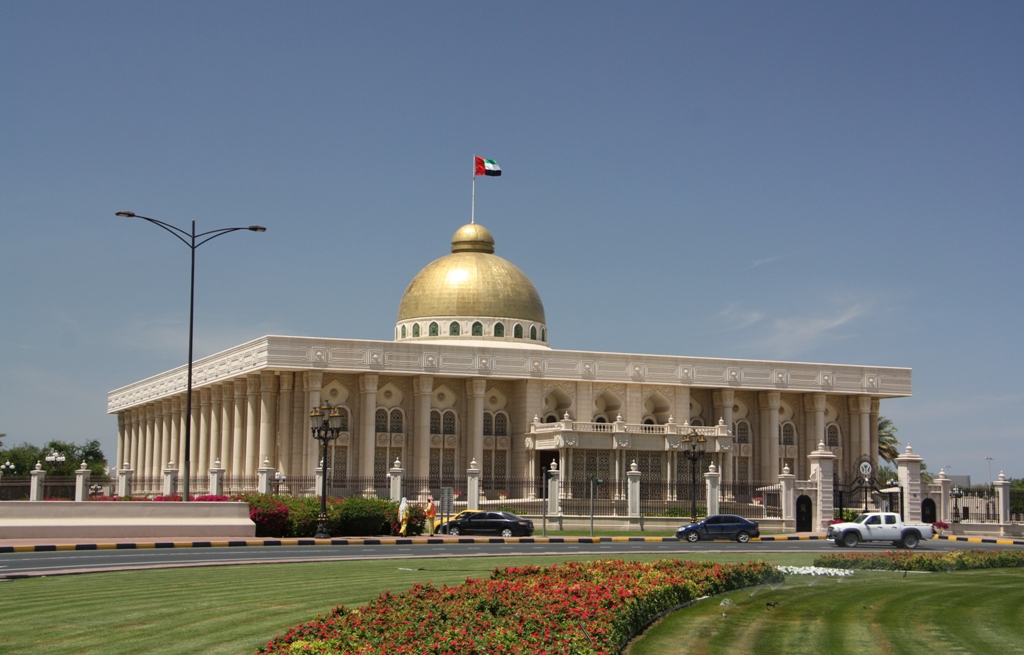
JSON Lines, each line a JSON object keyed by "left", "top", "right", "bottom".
{"left": 795, "top": 495, "right": 813, "bottom": 532}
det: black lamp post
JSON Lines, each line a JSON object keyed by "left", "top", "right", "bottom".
{"left": 541, "top": 463, "right": 558, "bottom": 537}
{"left": 588, "top": 474, "right": 603, "bottom": 538}
{"left": 951, "top": 486, "right": 963, "bottom": 523}
{"left": 681, "top": 429, "right": 707, "bottom": 523}
{"left": 0, "top": 461, "right": 15, "bottom": 475}
{"left": 117, "top": 211, "right": 265, "bottom": 501}
{"left": 310, "top": 403, "right": 343, "bottom": 539}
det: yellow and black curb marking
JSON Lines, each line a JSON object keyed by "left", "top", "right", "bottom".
{"left": 933, "top": 534, "right": 1024, "bottom": 546}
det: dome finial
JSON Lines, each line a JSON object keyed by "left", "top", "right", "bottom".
{"left": 451, "top": 224, "right": 495, "bottom": 254}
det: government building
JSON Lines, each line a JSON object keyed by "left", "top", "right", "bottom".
{"left": 108, "top": 223, "right": 912, "bottom": 502}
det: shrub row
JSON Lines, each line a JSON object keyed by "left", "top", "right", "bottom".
{"left": 814, "top": 549, "right": 1024, "bottom": 572}
{"left": 257, "top": 558, "right": 784, "bottom": 654}
{"left": 90, "top": 493, "right": 426, "bottom": 538}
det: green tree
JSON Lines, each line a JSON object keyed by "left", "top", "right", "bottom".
{"left": 877, "top": 416, "right": 900, "bottom": 464}
{"left": 0, "top": 439, "right": 107, "bottom": 478}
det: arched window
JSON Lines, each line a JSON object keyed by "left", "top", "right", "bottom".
{"left": 594, "top": 416, "right": 607, "bottom": 424}
{"left": 530, "top": 326, "right": 537, "bottom": 340}
{"left": 541, "top": 328, "right": 546, "bottom": 342}
{"left": 429, "top": 322, "right": 439, "bottom": 337}
{"left": 690, "top": 418, "right": 704, "bottom": 427}
{"left": 442, "top": 410, "right": 456, "bottom": 435}
{"left": 826, "top": 424, "right": 840, "bottom": 447}
{"left": 514, "top": 324, "right": 523, "bottom": 339}
{"left": 544, "top": 414, "right": 558, "bottom": 423}
{"left": 336, "top": 407, "right": 350, "bottom": 432}
{"left": 781, "top": 423, "right": 796, "bottom": 445}
{"left": 375, "top": 408, "right": 388, "bottom": 432}
{"left": 449, "top": 322, "right": 460, "bottom": 336}
{"left": 400, "top": 325, "right": 406, "bottom": 339}
{"left": 493, "top": 322, "right": 504, "bottom": 337}
{"left": 483, "top": 412, "right": 493, "bottom": 436}
{"left": 390, "top": 409, "right": 403, "bottom": 433}
{"left": 472, "top": 321, "right": 483, "bottom": 336}
{"left": 430, "top": 410, "right": 441, "bottom": 434}
{"left": 494, "top": 413, "right": 508, "bottom": 436}
{"left": 643, "top": 418, "right": 655, "bottom": 425}
{"left": 412, "top": 324, "right": 420, "bottom": 337}
{"left": 736, "top": 420, "right": 750, "bottom": 444}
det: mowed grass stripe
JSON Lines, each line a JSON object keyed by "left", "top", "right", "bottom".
{"left": 627, "top": 568, "right": 1024, "bottom": 655}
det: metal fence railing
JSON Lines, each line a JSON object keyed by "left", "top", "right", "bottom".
{"left": 0, "top": 478, "right": 30, "bottom": 500}
{"left": 951, "top": 485, "right": 1000, "bottom": 523}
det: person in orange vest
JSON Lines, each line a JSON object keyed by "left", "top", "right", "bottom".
{"left": 425, "top": 496, "right": 437, "bottom": 535}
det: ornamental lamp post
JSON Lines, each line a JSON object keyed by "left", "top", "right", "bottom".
{"left": 681, "top": 428, "right": 708, "bottom": 524}
{"left": 0, "top": 461, "right": 15, "bottom": 475}
{"left": 45, "top": 450, "right": 67, "bottom": 472}
{"left": 116, "top": 211, "right": 265, "bottom": 501}
{"left": 310, "top": 403, "right": 343, "bottom": 539}
{"left": 950, "top": 486, "right": 963, "bottom": 523}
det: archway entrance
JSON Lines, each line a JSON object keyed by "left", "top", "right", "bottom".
{"left": 796, "top": 495, "right": 813, "bottom": 532}
{"left": 921, "top": 498, "right": 936, "bottom": 523}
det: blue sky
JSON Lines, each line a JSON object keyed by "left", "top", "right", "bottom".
{"left": 2, "top": 3, "right": 1021, "bottom": 483}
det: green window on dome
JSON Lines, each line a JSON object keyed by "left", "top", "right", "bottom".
{"left": 530, "top": 326, "right": 537, "bottom": 340}
{"left": 429, "top": 322, "right": 439, "bottom": 337}
{"left": 401, "top": 325, "right": 406, "bottom": 339}
{"left": 494, "top": 322, "right": 504, "bottom": 337}
{"left": 541, "top": 328, "right": 546, "bottom": 342}
{"left": 472, "top": 321, "right": 483, "bottom": 336}
{"left": 514, "top": 324, "right": 523, "bottom": 339}
{"left": 412, "top": 324, "right": 420, "bottom": 337}
{"left": 449, "top": 322, "right": 460, "bottom": 336}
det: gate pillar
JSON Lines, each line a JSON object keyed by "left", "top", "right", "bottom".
{"left": 896, "top": 445, "right": 924, "bottom": 523}
{"left": 808, "top": 442, "right": 836, "bottom": 531}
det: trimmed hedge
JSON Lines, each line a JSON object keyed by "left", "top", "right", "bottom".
{"left": 814, "top": 549, "right": 1024, "bottom": 572}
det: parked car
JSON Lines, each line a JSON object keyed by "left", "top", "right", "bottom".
{"left": 444, "top": 511, "right": 534, "bottom": 537}
{"left": 676, "top": 514, "right": 760, "bottom": 543}
{"left": 436, "top": 509, "right": 483, "bottom": 534}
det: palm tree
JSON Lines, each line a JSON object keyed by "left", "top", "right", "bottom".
{"left": 877, "top": 416, "right": 900, "bottom": 464}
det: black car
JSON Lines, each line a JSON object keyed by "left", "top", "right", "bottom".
{"left": 676, "top": 514, "right": 760, "bottom": 543}
{"left": 444, "top": 511, "right": 534, "bottom": 537}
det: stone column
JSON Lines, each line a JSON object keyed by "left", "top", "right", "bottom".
{"left": 935, "top": 470, "right": 952, "bottom": 523}
{"left": 994, "top": 472, "right": 1011, "bottom": 530}
{"left": 259, "top": 371, "right": 278, "bottom": 470}
{"left": 245, "top": 375, "right": 261, "bottom": 476}
{"left": 278, "top": 372, "right": 294, "bottom": 476}
{"left": 232, "top": 379, "right": 247, "bottom": 477}
{"left": 198, "top": 388, "right": 212, "bottom": 477}
{"left": 177, "top": 399, "right": 188, "bottom": 477}
{"left": 75, "top": 462, "right": 90, "bottom": 502}
{"left": 118, "top": 466, "right": 134, "bottom": 497}
{"left": 895, "top": 444, "right": 924, "bottom": 523}
{"left": 306, "top": 372, "right": 323, "bottom": 475}
{"left": 467, "top": 459, "right": 480, "bottom": 510}
{"left": 359, "top": 374, "right": 379, "bottom": 480}
{"left": 29, "top": 463, "right": 45, "bottom": 501}
{"left": 547, "top": 460, "right": 561, "bottom": 516}
{"left": 468, "top": 379, "right": 486, "bottom": 477}
{"left": 704, "top": 462, "right": 721, "bottom": 517}
{"left": 144, "top": 405, "right": 156, "bottom": 481}
{"left": 779, "top": 464, "right": 795, "bottom": 526}
{"left": 160, "top": 400, "right": 172, "bottom": 472}
{"left": 626, "top": 460, "right": 641, "bottom": 518}
{"left": 153, "top": 404, "right": 165, "bottom": 479}
{"left": 805, "top": 394, "right": 826, "bottom": 481}
{"left": 390, "top": 458, "right": 404, "bottom": 502}
{"left": 414, "top": 376, "right": 433, "bottom": 481}
{"left": 257, "top": 457, "right": 274, "bottom": 494}
{"left": 219, "top": 385, "right": 233, "bottom": 477}
{"left": 209, "top": 386, "right": 222, "bottom": 475}
{"left": 718, "top": 389, "right": 735, "bottom": 485}
{"left": 857, "top": 396, "right": 872, "bottom": 461}
{"left": 808, "top": 442, "right": 836, "bottom": 531}
{"left": 116, "top": 413, "right": 126, "bottom": 475}
{"left": 189, "top": 391, "right": 201, "bottom": 478}
{"left": 847, "top": 397, "right": 861, "bottom": 477}
{"left": 760, "top": 392, "right": 780, "bottom": 480}
{"left": 162, "top": 463, "right": 178, "bottom": 497}
{"left": 869, "top": 398, "right": 880, "bottom": 468}
{"left": 128, "top": 409, "right": 140, "bottom": 476}
{"left": 169, "top": 398, "right": 181, "bottom": 477}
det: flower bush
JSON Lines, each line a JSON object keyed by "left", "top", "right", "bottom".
{"left": 932, "top": 520, "right": 950, "bottom": 531}
{"left": 814, "top": 549, "right": 1024, "bottom": 572}
{"left": 257, "top": 558, "right": 783, "bottom": 654}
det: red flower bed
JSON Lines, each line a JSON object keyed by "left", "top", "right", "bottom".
{"left": 257, "top": 559, "right": 783, "bottom": 654}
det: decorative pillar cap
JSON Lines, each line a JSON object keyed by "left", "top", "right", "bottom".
{"left": 80, "top": 461, "right": 88, "bottom": 470}
{"left": 393, "top": 457, "right": 402, "bottom": 468}
{"left": 549, "top": 459, "right": 558, "bottom": 471}
{"left": 782, "top": 464, "right": 791, "bottom": 475}
{"left": 563, "top": 411, "right": 571, "bottom": 421}
{"left": 818, "top": 441, "right": 826, "bottom": 451}
{"left": 905, "top": 444, "right": 913, "bottom": 454}
{"left": 938, "top": 469, "right": 947, "bottom": 479}
{"left": 533, "top": 414, "right": 540, "bottom": 424}
{"left": 708, "top": 463, "right": 717, "bottom": 473}
{"left": 213, "top": 459, "right": 220, "bottom": 468}
{"left": 616, "top": 414, "right": 623, "bottom": 422}
{"left": 630, "top": 460, "right": 638, "bottom": 472}
{"left": 667, "top": 415, "right": 675, "bottom": 424}
{"left": 168, "top": 461, "right": 176, "bottom": 469}
{"left": 718, "top": 417, "right": 725, "bottom": 426}
{"left": 124, "top": 461, "right": 130, "bottom": 469}
{"left": 998, "top": 472, "right": 1006, "bottom": 481}
{"left": 262, "top": 457, "right": 271, "bottom": 468}
{"left": 469, "top": 458, "right": 477, "bottom": 469}
{"left": 683, "top": 420, "right": 690, "bottom": 427}
{"left": 35, "top": 461, "right": 42, "bottom": 471}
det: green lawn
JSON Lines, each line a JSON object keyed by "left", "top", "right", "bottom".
{"left": 628, "top": 567, "right": 1024, "bottom": 655}
{"left": 3, "top": 551, "right": 1019, "bottom": 655}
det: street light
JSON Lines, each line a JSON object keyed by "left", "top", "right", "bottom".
{"left": 681, "top": 428, "right": 708, "bottom": 524}
{"left": 950, "top": 486, "right": 963, "bottom": 523}
{"left": 986, "top": 457, "right": 994, "bottom": 489}
{"left": 117, "top": 211, "right": 265, "bottom": 502}
{"left": 45, "top": 450, "right": 67, "bottom": 471}
{"left": 0, "top": 461, "right": 15, "bottom": 475}
{"left": 310, "top": 403, "right": 344, "bottom": 539}
{"left": 588, "top": 474, "right": 603, "bottom": 538}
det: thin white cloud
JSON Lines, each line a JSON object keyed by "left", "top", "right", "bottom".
{"left": 748, "top": 255, "right": 787, "bottom": 269}
{"left": 716, "top": 303, "right": 765, "bottom": 331}
{"left": 748, "top": 303, "right": 872, "bottom": 358}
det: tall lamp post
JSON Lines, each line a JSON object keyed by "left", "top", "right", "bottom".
{"left": 950, "top": 486, "right": 963, "bottom": 523}
{"left": 116, "top": 211, "right": 265, "bottom": 501}
{"left": 309, "top": 403, "right": 343, "bottom": 539}
{"left": 45, "top": 450, "right": 67, "bottom": 472}
{"left": 681, "top": 429, "right": 707, "bottom": 524}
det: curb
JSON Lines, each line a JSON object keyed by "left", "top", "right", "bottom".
{"left": 933, "top": 534, "right": 1024, "bottom": 546}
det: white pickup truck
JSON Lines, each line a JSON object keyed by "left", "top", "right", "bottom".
{"left": 827, "top": 512, "right": 934, "bottom": 549}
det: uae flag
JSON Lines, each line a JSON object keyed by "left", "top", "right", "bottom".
{"left": 474, "top": 157, "right": 501, "bottom": 176}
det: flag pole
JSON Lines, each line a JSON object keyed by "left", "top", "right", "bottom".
{"left": 471, "top": 155, "right": 476, "bottom": 224}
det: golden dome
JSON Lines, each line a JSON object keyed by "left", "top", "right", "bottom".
{"left": 397, "top": 224, "right": 546, "bottom": 324}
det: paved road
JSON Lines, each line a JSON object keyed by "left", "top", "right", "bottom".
{"left": 2, "top": 536, "right": 1020, "bottom": 578}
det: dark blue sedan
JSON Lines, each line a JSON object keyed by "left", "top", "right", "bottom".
{"left": 676, "top": 514, "right": 760, "bottom": 543}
